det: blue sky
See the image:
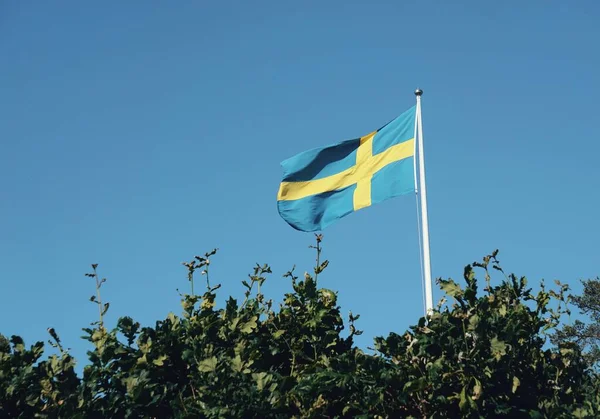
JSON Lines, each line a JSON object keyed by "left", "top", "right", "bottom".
{"left": 1, "top": 1, "right": 599, "bottom": 364}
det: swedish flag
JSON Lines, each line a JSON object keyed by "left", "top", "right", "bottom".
{"left": 277, "top": 105, "right": 416, "bottom": 232}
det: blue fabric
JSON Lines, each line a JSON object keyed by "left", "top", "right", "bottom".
{"left": 371, "top": 157, "right": 415, "bottom": 205}
{"left": 372, "top": 106, "right": 416, "bottom": 155}
{"left": 277, "top": 105, "right": 416, "bottom": 232}
{"left": 281, "top": 138, "right": 360, "bottom": 182}
{"left": 277, "top": 184, "right": 356, "bottom": 232}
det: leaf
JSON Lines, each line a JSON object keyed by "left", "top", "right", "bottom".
{"left": 560, "top": 347, "right": 574, "bottom": 356}
{"left": 512, "top": 376, "right": 520, "bottom": 393}
{"left": 91, "top": 329, "right": 104, "bottom": 342}
{"left": 459, "top": 385, "right": 468, "bottom": 411}
{"left": 468, "top": 314, "right": 480, "bottom": 330}
{"left": 40, "top": 378, "right": 52, "bottom": 393}
{"left": 472, "top": 378, "right": 482, "bottom": 400}
{"left": 490, "top": 337, "right": 507, "bottom": 360}
{"left": 315, "top": 260, "right": 329, "bottom": 274}
{"left": 242, "top": 280, "right": 251, "bottom": 289}
{"left": 240, "top": 316, "right": 258, "bottom": 334}
{"left": 230, "top": 317, "right": 241, "bottom": 331}
{"left": 273, "top": 329, "right": 285, "bottom": 339}
{"left": 47, "top": 328, "right": 60, "bottom": 343}
{"left": 252, "top": 372, "right": 271, "bottom": 391}
{"left": 182, "top": 349, "right": 194, "bottom": 362}
{"left": 167, "top": 312, "right": 178, "bottom": 327}
{"left": 201, "top": 295, "right": 216, "bottom": 310}
{"left": 403, "top": 377, "right": 428, "bottom": 393}
{"left": 153, "top": 354, "right": 167, "bottom": 366}
{"left": 439, "top": 279, "right": 463, "bottom": 298}
{"left": 198, "top": 356, "right": 218, "bottom": 372}
{"left": 125, "top": 377, "right": 138, "bottom": 394}
{"left": 231, "top": 355, "right": 244, "bottom": 372}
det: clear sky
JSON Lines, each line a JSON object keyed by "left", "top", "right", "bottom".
{"left": 1, "top": 1, "right": 599, "bottom": 365}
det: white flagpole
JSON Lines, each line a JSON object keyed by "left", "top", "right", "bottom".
{"left": 415, "top": 88, "right": 434, "bottom": 314}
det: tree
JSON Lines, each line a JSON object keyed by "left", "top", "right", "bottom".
{"left": 1, "top": 237, "right": 599, "bottom": 417}
{"left": 374, "top": 252, "right": 600, "bottom": 418}
{"left": 553, "top": 278, "right": 600, "bottom": 368}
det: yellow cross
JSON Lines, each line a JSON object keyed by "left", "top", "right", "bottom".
{"left": 353, "top": 131, "right": 377, "bottom": 210}
{"left": 277, "top": 132, "right": 415, "bottom": 210}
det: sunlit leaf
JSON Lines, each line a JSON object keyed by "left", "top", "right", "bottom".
{"left": 198, "top": 356, "right": 218, "bottom": 372}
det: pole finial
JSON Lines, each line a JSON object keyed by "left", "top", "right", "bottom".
{"left": 414, "top": 88, "right": 423, "bottom": 97}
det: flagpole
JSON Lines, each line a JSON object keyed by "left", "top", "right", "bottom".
{"left": 415, "top": 88, "right": 434, "bottom": 315}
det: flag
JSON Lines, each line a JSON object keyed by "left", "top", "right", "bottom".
{"left": 277, "top": 105, "right": 416, "bottom": 232}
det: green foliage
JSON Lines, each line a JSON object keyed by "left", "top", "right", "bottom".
{"left": 374, "top": 251, "right": 599, "bottom": 418}
{"left": 1, "top": 239, "right": 599, "bottom": 417}
{"left": 553, "top": 278, "right": 600, "bottom": 368}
